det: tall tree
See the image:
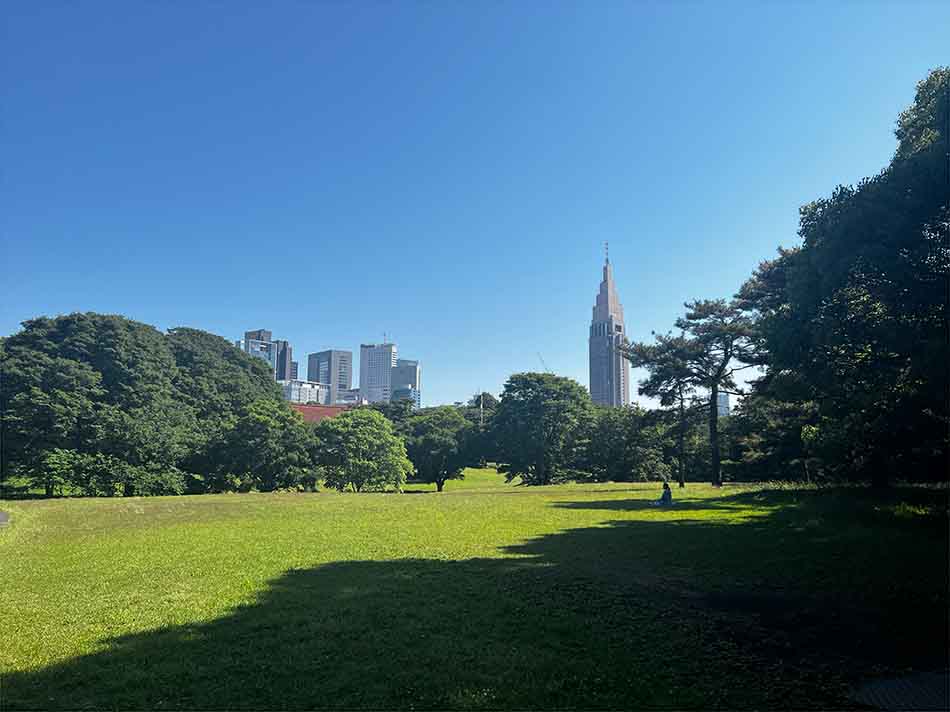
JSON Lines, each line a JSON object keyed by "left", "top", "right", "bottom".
{"left": 737, "top": 68, "right": 950, "bottom": 486}
{"left": 315, "top": 409, "right": 413, "bottom": 492}
{"left": 1, "top": 313, "right": 306, "bottom": 496}
{"left": 620, "top": 334, "right": 698, "bottom": 487}
{"left": 208, "top": 400, "right": 316, "bottom": 492}
{"left": 580, "top": 405, "right": 671, "bottom": 484}
{"left": 492, "top": 373, "right": 593, "bottom": 485}
{"left": 365, "top": 399, "right": 415, "bottom": 437}
{"left": 405, "top": 406, "right": 472, "bottom": 491}
{"left": 624, "top": 302, "right": 756, "bottom": 486}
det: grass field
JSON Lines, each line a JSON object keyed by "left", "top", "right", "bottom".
{"left": 1, "top": 468, "right": 947, "bottom": 710}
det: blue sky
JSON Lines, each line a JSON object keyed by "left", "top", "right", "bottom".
{"left": 3, "top": 2, "right": 947, "bottom": 405}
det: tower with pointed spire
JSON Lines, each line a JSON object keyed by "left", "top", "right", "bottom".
{"left": 588, "top": 248, "right": 630, "bottom": 407}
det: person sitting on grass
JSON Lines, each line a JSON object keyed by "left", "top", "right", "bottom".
{"left": 653, "top": 481, "right": 673, "bottom": 507}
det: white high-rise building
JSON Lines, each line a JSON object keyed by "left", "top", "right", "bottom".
{"left": 391, "top": 358, "right": 422, "bottom": 409}
{"left": 717, "top": 392, "right": 730, "bottom": 417}
{"left": 359, "top": 343, "right": 397, "bottom": 404}
{"left": 279, "top": 380, "right": 330, "bottom": 405}
{"left": 588, "top": 255, "right": 630, "bottom": 407}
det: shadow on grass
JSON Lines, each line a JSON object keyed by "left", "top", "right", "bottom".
{"left": 5, "top": 489, "right": 948, "bottom": 710}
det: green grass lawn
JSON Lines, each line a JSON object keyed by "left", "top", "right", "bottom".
{"left": 1, "top": 469, "right": 947, "bottom": 710}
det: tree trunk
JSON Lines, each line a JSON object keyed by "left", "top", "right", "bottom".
{"left": 677, "top": 395, "right": 686, "bottom": 488}
{"left": 45, "top": 480, "right": 54, "bottom": 498}
{"left": 709, "top": 387, "right": 721, "bottom": 487}
{"left": 436, "top": 480, "right": 444, "bottom": 492}
{"left": 537, "top": 459, "right": 549, "bottom": 485}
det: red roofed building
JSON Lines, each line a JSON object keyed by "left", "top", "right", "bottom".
{"left": 291, "top": 403, "right": 351, "bottom": 424}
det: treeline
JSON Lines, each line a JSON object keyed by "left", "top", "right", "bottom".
{"left": 2, "top": 69, "right": 946, "bottom": 496}
{"left": 626, "top": 68, "right": 949, "bottom": 487}
{"left": 0, "top": 309, "right": 698, "bottom": 497}
{"left": 0, "top": 313, "right": 440, "bottom": 496}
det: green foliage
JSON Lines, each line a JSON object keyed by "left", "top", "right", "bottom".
{"left": 624, "top": 300, "right": 756, "bottom": 486}
{"left": 724, "top": 395, "right": 819, "bottom": 482}
{"left": 315, "top": 409, "right": 413, "bottom": 492}
{"left": 467, "top": 391, "right": 499, "bottom": 410}
{"left": 365, "top": 398, "right": 415, "bottom": 437}
{"left": 737, "top": 67, "right": 949, "bottom": 485}
{"left": 405, "top": 406, "right": 472, "bottom": 491}
{"left": 39, "top": 448, "right": 185, "bottom": 497}
{"left": 167, "top": 327, "right": 282, "bottom": 421}
{"left": 579, "top": 406, "right": 671, "bottom": 483}
{"left": 493, "top": 372, "right": 593, "bottom": 485}
{"left": 207, "top": 400, "right": 316, "bottom": 492}
{"left": 0, "top": 313, "right": 298, "bottom": 496}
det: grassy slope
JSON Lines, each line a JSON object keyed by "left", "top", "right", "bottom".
{"left": 1, "top": 469, "right": 946, "bottom": 710}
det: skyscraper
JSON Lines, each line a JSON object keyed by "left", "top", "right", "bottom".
{"left": 717, "top": 392, "right": 730, "bottom": 417}
{"left": 588, "top": 255, "right": 630, "bottom": 407}
{"left": 274, "top": 339, "right": 294, "bottom": 381}
{"left": 308, "top": 350, "right": 353, "bottom": 405}
{"left": 240, "top": 329, "right": 277, "bottom": 377}
{"left": 391, "top": 358, "right": 422, "bottom": 409}
{"left": 359, "top": 343, "right": 397, "bottom": 404}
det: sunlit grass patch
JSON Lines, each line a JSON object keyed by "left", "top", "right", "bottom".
{"left": 1, "top": 472, "right": 946, "bottom": 710}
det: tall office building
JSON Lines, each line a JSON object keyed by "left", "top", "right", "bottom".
{"left": 717, "top": 392, "right": 730, "bottom": 417}
{"left": 274, "top": 340, "right": 294, "bottom": 381}
{"left": 245, "top": 329, "right": 272, "bottom": 343}
{"left": 359, "top": 343, "right": 397, "bottom": 404}
{"left": 241, "top": 329, "right": 278, "bottom": 377}
{"left": 290, "top": 361, "right": 299, "bottom": 380}
{"left": 391, "top": 358, "right": 422, "bottom": 409}
{"left": 588, "top": 255, "right": 630, "bottom": 407}
{"left": 308, "top": 350, "right": 353, "bottom": 405}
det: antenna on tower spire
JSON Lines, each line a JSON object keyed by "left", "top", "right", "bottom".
{"left": 604, "top": 241, "right": 609, "bottom": 264}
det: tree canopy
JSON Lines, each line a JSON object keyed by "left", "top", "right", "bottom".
{"left": 405, "top": 406, "right": 473, "bottom": 491}
{"left": 315, "top": 409, "right": 413, "bottom": 492}
{"left": 492, "top": 373, "right": 592, "bottom": 485}
{"left": 0, "top": 313, "right": 308, "bottom": 496}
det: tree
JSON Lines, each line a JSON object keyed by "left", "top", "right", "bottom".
{"left": 579, "top": 405, "right": 671, "bottom": 483}
{"left": 724, "top": 393, "right": 819, "bottom": 482}
{"left": 492, "top": 373, "right": 593, "bottom": 485}
{"left": 737, "top": 68, "right": 949, "bottom": 486}
{"left": 405, "top": 407, "right": 472, "bottom": 491}
{"left": 467, "top": 392, "right": 499, "bottom": 411}
{"left": 620, "top": 334, "right": 698, "bottom": 487}
{"left": 0, "top": 314, "right": 306, "bottom": 496}
{"left": 623, "top": 301, "right": 756, "bottom": 486}
{"left": 315, "top": 409, "right": 413, "bottom": 492}
{"left": 0, "top": 313, "right": 190, "bottom": 493}
{"left": 365, "top": 399, "right": 415, "bottom": 437}
{"left": 167, "top": 327, "right": 283, "bottom": 421}
{"left": 208, "top": 400, "right": 316, "bottom": 492}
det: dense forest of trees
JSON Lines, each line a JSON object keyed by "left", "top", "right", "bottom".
{"left": 1, "top": 69, "right": 946, "bottom": 497}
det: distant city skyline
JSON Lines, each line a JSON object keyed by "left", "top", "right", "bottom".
{"left": 3, "top": 4, "right": 946, "bottom": 405}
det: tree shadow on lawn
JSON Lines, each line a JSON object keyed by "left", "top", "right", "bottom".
{"left": 6, "top": 492, "right": 947, "bottom": 711}
{"left": 556, "top": 485, "right": 950, "bottom": 521}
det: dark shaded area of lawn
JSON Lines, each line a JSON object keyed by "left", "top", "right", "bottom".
{"left": 6, "top": 488, "right": 948, "bottom": 710}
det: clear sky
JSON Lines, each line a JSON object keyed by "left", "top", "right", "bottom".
{"left": 3, "top": 2, "right": 947, "bottom": 405}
